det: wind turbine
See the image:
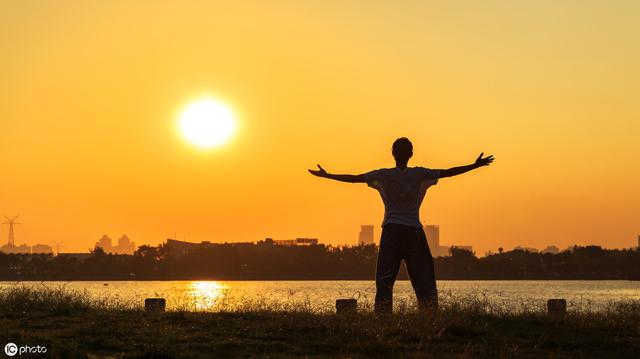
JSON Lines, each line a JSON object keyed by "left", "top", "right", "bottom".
{"left": 2, "top": 215, "right": 20, "bottom": 246}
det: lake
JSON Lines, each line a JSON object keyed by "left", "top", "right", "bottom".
{"left": 2, "top": 280, "right": 639, "bottom": 312}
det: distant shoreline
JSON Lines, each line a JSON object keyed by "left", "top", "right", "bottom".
{"left": 3, "top": 244, "right": 638, "bottom": 281}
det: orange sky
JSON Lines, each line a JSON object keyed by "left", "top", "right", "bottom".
{"left": 1, "top": 0, "right": 639, "bottom": 255}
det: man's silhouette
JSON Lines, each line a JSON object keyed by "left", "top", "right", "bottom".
{"left": 309, "top": 137, "right": 494, "bottom": 314}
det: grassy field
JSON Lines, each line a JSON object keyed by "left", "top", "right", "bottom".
{"left": 1, "top": 286, "right": 639, "bottom": 358}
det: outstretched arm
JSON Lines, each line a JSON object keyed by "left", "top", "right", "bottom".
{"left": 308, "top": 164, "right": 366, "bottom": 183}
{"left": 439, "top": 153, "right": 494, "bottom": 178}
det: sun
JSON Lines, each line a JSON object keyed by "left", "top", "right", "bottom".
{"left": 178, "top": 98, "right": 236, "bottom": 148}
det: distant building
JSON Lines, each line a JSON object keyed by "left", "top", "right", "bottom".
{"left": 95, "top": 234, "right": 136, "bottom": 255}
{"left": 164, "top": 238, "right": 269, "bottom": 256}
{"left": 0, "top": 243, "right": 54, "bottom": 254}
{"left": 423, "top": 224, "right": 473, "bottom": 257}
{"left": 31, "top": 244, "right": 53, "bottom": 254}
{"left": 424, "top": 225, "right": 445, "bottom": 257}
{"left": 96, "top": 235, "right": 113, "bottom": 252}
{"left": 164, "top": 238, "right": 216, "bottom": 255}
{"left": 273, "top": 239, "right": 295, "bottom": 246}
{"left": 0, "top": 243, "right": 31, "bottom": 254}
{"left": 113, "top": 235, "right": 136, "bottom": 254}
{"left": 274, "top": 238, "right": 318, "bottom": 246}
{"left": 358, "top": 225, "right": 374, "bottom": 245}
{"left": 514, "top": 246, "right": 539, "bottom": 253}
{"left": 296, "top": 238, "right": 318, "bottom": 245}
{"left": 541, "top": 245, "right": 560, "bottom": 254}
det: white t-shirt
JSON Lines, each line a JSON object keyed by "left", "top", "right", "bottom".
{"left": 363, "top": 167, "right": 440, "bottom": 228}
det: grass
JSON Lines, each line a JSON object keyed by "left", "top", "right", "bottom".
{"left": 0, "top": 286, "right": 639, "bottom": 358}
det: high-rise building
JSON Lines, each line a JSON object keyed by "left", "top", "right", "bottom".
{"left": 114, "top": 235, "right": 136, "bottom": 254}
{"left": 358, "top": 225, "right": 374, "bottom": 245}
{"left": 423, "top": 224, "right": 473, "bottom": 257}
{"left": 95, "top": 234, "right": 135, "bottom": 254}
{"left": 96, "top": 235, "right": 112, "bottom": 252}
{"left": 118, "top": 235, "right": 131, "bottom": 248}
{"left": 424, "top": 224, "right": 450, "bottom": 256}
{"left": 424, "top": 225, "right": 440, "bottom": 251}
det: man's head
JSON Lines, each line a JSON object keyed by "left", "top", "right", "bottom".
{"left": 392, "top": 137, "right": 413, "bottom": 164}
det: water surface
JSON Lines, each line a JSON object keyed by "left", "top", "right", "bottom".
{"left": 2, "top": 280, "right": 638, "bottom": 312}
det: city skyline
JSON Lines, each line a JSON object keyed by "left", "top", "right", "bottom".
{"left": 3, "top": 217, "right": 637, "bottom": 256}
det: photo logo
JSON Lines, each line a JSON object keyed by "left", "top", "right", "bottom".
{"left": 3, "top": 343, "right": 47, "bottom": 356}
{"left": 4, "top": 343, "right": 18, "bottom": 356}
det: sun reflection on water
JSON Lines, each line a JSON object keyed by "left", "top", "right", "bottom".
{"left": 187, "top": 281, "right": 227, "bottom": 310}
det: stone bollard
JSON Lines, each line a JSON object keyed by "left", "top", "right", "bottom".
{"left": 145, "top": 298, "right": 166, "bottom": 312}
{"left": 336, "top": 299, "right": 357, "bottom": 314}
{"left": 547, "top": 299, "right": 566, "bottom": 316}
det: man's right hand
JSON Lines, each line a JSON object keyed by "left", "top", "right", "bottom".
{"left": 475, "top": 153, "right": 494, "bottom": 167}
{"left": 308, "top": 164, "right": 328, "bottom": 177}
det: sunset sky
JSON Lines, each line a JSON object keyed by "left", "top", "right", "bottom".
{"left": 1, "top": 0, "right": 639, "bottom": 255}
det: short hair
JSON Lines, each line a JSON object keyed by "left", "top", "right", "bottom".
{"left": 392, "top": 137, "right": 413, "bottom": 160}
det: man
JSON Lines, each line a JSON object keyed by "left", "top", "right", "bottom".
{"left": 308, "top": 137, "right": 494, "bottom": 314}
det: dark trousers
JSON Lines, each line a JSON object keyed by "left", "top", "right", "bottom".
{"left": 375, "top": 223, "right": 438, "bottom": 314}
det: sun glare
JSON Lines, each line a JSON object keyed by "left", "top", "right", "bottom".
{"left": 188, "top": 281, "right": 226, "bottom": 310}
{"left": 179, "top": 98, "right": 236, "bottom": 148}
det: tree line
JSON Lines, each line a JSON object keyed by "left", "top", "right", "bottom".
{"left": 0, "top": 240, "right": 638, "bottom": 280}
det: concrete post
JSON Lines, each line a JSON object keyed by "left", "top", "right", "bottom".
{"left": 145, "top": 298, "right": 166, "bottom": 312}
{"left": 336, "top": 299, "right": 357, "bottom": 314}
{"left": 547, "top": 299, "right": 566, "bottom": 315}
